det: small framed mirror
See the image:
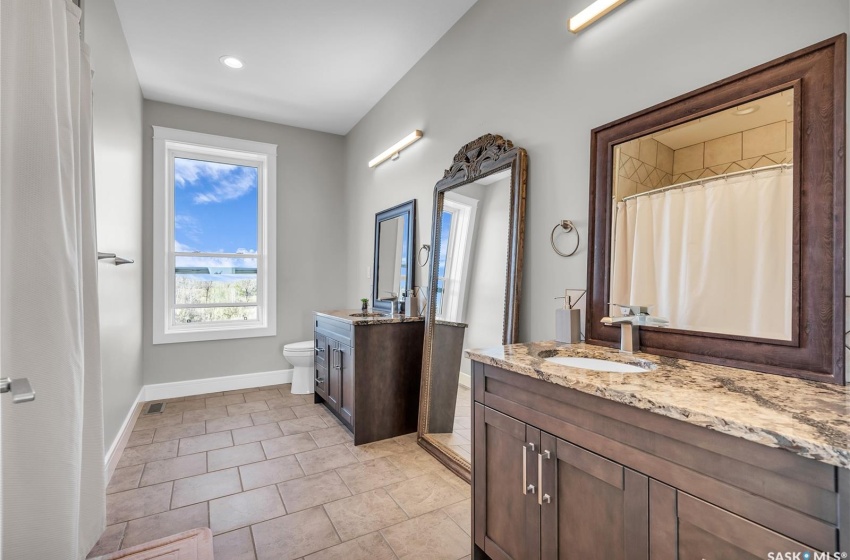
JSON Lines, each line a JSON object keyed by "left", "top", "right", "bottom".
{"left": 587, "top": 35, "right": 845, "bottom": 384}
{"left": 372, "top": 200, "right": 416, "bottom": 314}
{"left": 418, "top": 134, "right": 527, "bottom": 480}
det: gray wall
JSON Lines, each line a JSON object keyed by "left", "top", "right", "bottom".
{"left": 142, "top": 101, "right": 347, "bottom": 384}
{"left": 84, "top": 0, "right": 145, "bottom": 449}
{"left": 343, "top": 0, "right": 850, "bottom": 345}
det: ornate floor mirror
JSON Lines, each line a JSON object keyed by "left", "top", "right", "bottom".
{"left": 417, "top": 134, "right": 527, "bottom": 480}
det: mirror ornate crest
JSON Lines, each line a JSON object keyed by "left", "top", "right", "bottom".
{"left": 587, "top": 35, "right": 845, "bottom": 383}
{"left": 417, "top": 134, "right": 527, "bottom": 480}
{"left": 372, "top": 200, "right": 415, "bottom": 314}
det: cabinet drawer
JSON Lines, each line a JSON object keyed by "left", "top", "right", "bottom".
{"left": 315, "top": 364, "right": 328, "bottom": 400}
{"left": 315, "top": 315, "right": 352, "bottom": 346}
{"left": 314, "top": 332, "right": 327, "bottom": 367}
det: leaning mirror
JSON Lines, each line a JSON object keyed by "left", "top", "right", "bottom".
{"left": 418, "top": 134, "right": 527, "bottom": 480}
{"left": 372, "top": 200, "right": 415, "bottom": 314}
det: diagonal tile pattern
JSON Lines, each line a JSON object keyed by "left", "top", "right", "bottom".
{"left": 89, "top": 383, "right": 471, "bottom": 559}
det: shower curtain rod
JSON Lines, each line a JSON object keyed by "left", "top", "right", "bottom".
{"left": 621, "top": 162, "right": 792, "bottom": 202}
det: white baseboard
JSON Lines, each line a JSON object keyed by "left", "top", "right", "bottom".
{"left": 459, "top": 372, "right": 471, "bottom": 388}
{"left": 105, "top": 369, "right": 294, "bottom": 472}
{"left": 143, "top": 369, "right": 294, "bottom": 401}
{"left": 105, "top": 386, "right": 145, "bottom": 479}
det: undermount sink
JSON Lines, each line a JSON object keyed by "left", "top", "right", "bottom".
{"left": 545, "top": 356, "right": 649, "bottom": 373}
{"left": 349, "top": 312, "right": 387, "bottom": 318}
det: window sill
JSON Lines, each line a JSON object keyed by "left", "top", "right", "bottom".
{"left": 152, "top": 323, "right": 276, "bottom": 345}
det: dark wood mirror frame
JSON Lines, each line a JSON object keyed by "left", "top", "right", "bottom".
{"left": 418, "top": 134, "right": 528, "bottom": 480}
{"left": 587, "top": 35, "right": 846, "bottom": 384}
{"left": 372, "top": 199, "right": 416, "bottom": 313}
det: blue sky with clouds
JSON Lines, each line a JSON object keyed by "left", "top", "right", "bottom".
{"left": 173, "top": 157, "right": 258, "bottom": 257}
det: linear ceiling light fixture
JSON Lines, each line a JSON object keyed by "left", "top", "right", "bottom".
{"left": 368, "top": 130, "right": 423, "bottom": 168}
{"left": 568, "top": 0, "right": 629, "bottom": 33}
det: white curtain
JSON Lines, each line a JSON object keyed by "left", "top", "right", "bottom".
{"left": 1, "top": 1, "right": 106, "bottom": 558}
{"left": 611, "top": 167, "right": 792, "bottom": 340}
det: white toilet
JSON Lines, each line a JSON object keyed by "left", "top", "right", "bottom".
{"left": 282, "top": 340, "right": 315, "bottom": 395}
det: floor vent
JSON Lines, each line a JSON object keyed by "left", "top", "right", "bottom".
{"left": 146, "top": 402, "right": 165, "bottom": 414}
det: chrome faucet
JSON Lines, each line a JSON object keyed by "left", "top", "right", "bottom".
{"left": 380, "top": 291, "right": 400, "bottom": 314}
{"left": 601, "top": 304, "right": 666, "bottom": 353}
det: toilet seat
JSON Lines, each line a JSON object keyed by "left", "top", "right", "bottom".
{"left": 283, "top": 340, "right": 314, "bottom": 354}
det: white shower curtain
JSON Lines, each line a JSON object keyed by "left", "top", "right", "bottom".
{"left": 1, "top": 0, "right": 106, "bottom": 558}
{"left": 611, "top": 167, "right": 793, "bottom": 340}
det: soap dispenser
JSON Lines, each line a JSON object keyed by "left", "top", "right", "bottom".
{"left": 555, "top": 290, "right": 582, "bottom": 344}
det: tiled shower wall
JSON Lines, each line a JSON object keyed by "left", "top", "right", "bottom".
{"left": 615, "top": 119, "right": 793, "bottom": 200}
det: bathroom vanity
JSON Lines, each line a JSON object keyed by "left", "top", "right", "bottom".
{"left": 468, "top": 342, "right": 849, "bottom": 559}
{"left": 314, "top": 310, "right": 424, "bottom": 445}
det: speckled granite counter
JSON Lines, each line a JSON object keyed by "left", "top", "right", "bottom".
{"left": 315, "top": 309, "right": 424, "bottom": 326}
{"left": 466, "top": 341, "right": 850, "bottom": 468}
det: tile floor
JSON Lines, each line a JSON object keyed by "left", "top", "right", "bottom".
{"left": 428, "top": 384, "right": 471, "bottom": 462}
{"left": 88, "top": 384, "right": 471, "bottom": 560}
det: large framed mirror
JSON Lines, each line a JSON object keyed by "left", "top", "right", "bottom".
{"left": 418, "top": 134, "right": 527, "bottom": 480}
{"left": 587, "top": 35, "right": 845, "bottom": 384}
{"left": 372, "top": 200, "right": 416, "bottom": 314}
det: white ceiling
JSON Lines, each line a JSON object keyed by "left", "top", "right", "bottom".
{"left": 112, "top": 0, "right": 477, "bottom": 135}
{"left": 651, "top": 89, "right": 793, "bottom": 149}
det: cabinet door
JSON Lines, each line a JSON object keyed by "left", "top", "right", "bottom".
{"left": 338, "top": 343, "right": 354, "bottom": 425}
{"left": 327, "top": 340, "right": 341, "bottom": 411}
{"left": 474, "top": 404, "right": 541, "bottom": 560}
{"left": 649, "top": 481, "right": 811, "bottom": 560}
{"left": 539, "top": 433, "right": 648, "bottom": 560}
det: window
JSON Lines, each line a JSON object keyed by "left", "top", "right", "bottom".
{"left": 152, "top": 127, "right": 277, "bottom": 343}
{"left": 435, "top": 193, "right": 478, "bottom": 322}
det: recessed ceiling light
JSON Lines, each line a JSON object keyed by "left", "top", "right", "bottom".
{"left": 219, "top": 56, "right": 244, "bottom": 69}
{"left": 733, "top": 105, "right": 759, "bottom": 116}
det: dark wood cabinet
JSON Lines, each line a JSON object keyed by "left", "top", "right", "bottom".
{"left": 650, "top": 481, "right": 809, "bottom": 560}
{"left": 314, "top": 313, "right": 424, "bottom": 445}
{"left": 471, "top": 360, "right": 846, "bottom": 559}
{"left": 338, "top": 343, "right": 354, "bottom": 425}
{"left": 473, "top": 405, "right": 540, "bottom": 560}
{"left": 540, "top": 433, "right": 648, "bottom": 560}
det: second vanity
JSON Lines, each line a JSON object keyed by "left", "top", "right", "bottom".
{"left": 467, "top": 341, "right": 850, "bottom": 558}
{"left": 313, "top": 310, "right": 424, "bottom": 445}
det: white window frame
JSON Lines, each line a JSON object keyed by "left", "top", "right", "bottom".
{"left": 152, "top": 126, "right": 277, "bottom": 344}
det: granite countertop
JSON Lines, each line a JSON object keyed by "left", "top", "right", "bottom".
{"left": 465, "top": 341, "right": 850, "bottom": 468}
{"left": 435, "top": 319, "right": 468, "bottom": 328}
{"left": 316, "top": 309, "right": 425, "bottom": 326}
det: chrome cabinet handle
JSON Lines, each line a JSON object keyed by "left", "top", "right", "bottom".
{"left": 0, "top": 377, "right": 35, "bottom": 404}
{"left": 315, "top": 346, "right": 324, "bottom": 353}
{"left": 333, "top": 348, "right": 342, "bottom": 370}
{"left": 522, "top": 444, "right": 536, "bottom": 495}
{"left": 538, "top": 450, "right": 551, "bottom": 505}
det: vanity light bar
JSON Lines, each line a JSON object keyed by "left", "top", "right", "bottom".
{"left": 568, "top": 0, "right": 628, "bottom": 33}
{"left": 368, "top": 130, "right": 423, "bottom": 168}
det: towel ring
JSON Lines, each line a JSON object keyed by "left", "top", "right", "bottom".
{"left": 417, "top": 244, "right": 431, "bottom": 267}
{"left": 551, "top": 220, "right": 580, "bottom": 257}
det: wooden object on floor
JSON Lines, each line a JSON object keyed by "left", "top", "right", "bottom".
{"left": 471, "top": 360, "right": 843, "bottom": 559}
{"left": 427, "top": 322, "right": 467, "bottom": 433}
{"left": 315, "top": 313, "right": 424, "bottom": 445}
{"left": 100, "top": 528, "right": 213, "bottom": 560}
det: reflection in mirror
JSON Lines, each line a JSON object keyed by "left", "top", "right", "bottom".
{"left": 372, "top": 200, "right": 415, "bottom": 314}
{"left": 427, "top": 168, "right": 512, "bottom": 464}
{"left": 610, "top": 88, "right": 794, "bottom": 340}
{"left": 376, "top": 215, "right": 408, "bottom": 301}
